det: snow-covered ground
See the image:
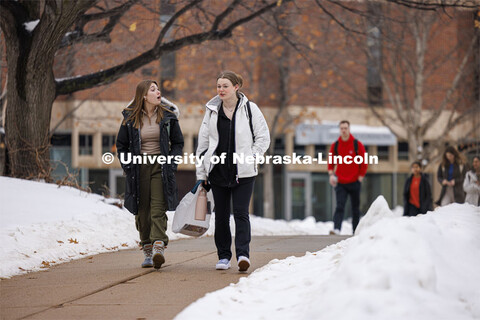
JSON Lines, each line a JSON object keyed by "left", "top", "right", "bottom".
{"left": 176, "top": 197, "right": 480, "bottom": 320}
{"left": 3, "top": 177, "right": 479, "bottom": 320}
{"left": 0, "top": 177, "right": 350, "bottom": 278}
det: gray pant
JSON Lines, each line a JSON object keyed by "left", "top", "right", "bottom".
{"left": 441, "top": 186, "right": 455, "bottom": 206}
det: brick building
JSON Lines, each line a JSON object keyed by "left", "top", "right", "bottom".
{"left": 4, "top": 1, "right": 478, "bottom": 220}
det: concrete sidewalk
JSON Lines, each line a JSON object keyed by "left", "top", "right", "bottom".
{"left": 1, "top": 235, "right": 349, "bottom": 320}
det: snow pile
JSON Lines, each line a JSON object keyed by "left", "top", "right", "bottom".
{"left": 0, "top": 177, "right": 138, "bottom": 278}
{"left": 354, "top": 195, "right": 403, "bottom": 235}
{"left": 176, "top": 198, "right": 480, "bottom": 320}
{"left": 0, "top": 177, "right": 350, "bottom": 278}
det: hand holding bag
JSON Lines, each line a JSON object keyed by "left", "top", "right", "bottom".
{"left": 173, "top": 181, "right": 213, "bottom": 237}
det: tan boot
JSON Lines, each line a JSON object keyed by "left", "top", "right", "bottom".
{"left": 141, "top": 244, "right": 153, "bottom": 268}
{"left": 152, "top": 241, "right": 165, "bottom": 269}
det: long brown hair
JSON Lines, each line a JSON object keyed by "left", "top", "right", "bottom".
{"left": 441, "top": 146, "right": 464, "bottom": 167}
{"left": 123, "top": 80, "right": 171, "bottom": 129}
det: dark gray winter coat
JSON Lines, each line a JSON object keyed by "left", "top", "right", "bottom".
{"left": 435, "top": 163, "right": 466, "bottom": 205}
{"left": 116, "top": 102, "right": 184, "bottom": 214}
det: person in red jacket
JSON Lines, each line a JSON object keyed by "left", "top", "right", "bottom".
{"left": 328, "top": 120, "right": 368, "bottom": 234}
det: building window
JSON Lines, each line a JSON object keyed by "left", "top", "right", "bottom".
{"left": 315, "top": 144, "right": 327, "bottom": 155}
{"left": 102, "top": 134, "right": 116, "bottom": 154}
{"left": 274, "top": 137, "right": 285, "bottom": 155}
{"left": 51, "top": 134, "right": 71, "bottom": 146}
{"left": 398, "top": 142, "right": 409, "bottom": 161}
{"left": 293, "top": 139, "right": 305, "bottom": 156}
{"left": 79, "top": 134, "right": 93, "bottom": 155}
{"left": 377, "top": 145, "right": 389, "bottom": 161}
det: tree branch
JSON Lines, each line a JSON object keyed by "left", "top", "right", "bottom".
{"left": 59, "top": 0, "right": 139, "bottom": 48}
{"left": 154, "top": 0, "right": 203, "bottom": 50}
{"left": 210, "top": 0, "right": 241, "bottom": 32}
{"left": 56, "top": 0, "right": 290, "bottom": 96}
{"left": 386, "top": 0, "right": 479, "bottom": 10}
{"left": 420, "top": 33, "right": 478, "bottom": 134}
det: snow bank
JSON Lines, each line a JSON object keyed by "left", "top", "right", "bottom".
{"left": 176, "top": 198, "right": 480, "bottom": 320}
{"left": 0, "top": 177, "right": 349, "bottom": 278}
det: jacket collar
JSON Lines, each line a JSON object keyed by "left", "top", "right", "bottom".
{"left": 206, "top": 92, "right": 248, "bottom": 113}
{"left": 338, "top": 133, "right": 355, "bottom": 143}
{"left": 122, "top": 97, "right": 180, "bottom": 119}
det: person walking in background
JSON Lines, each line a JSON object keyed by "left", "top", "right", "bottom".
{"left": 196, "top": 71, "right": 270, "bottom": 272}
{"left": 403, "top": 161, "right": 433, "bottom": 216}
{"left": 328, "top": 120, "right": 368, "bottom": 235}
{"left": 463, "top": 156, "right": 480, "bottom": 206}
{"left": 116, "top": 80, "right": 184, "bottom": 269}
{"left": 436, "top": 146, "right": 466, "bottom": 206}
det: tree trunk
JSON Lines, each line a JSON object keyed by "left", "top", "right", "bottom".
{"left": 0, "top": 0, "right": 95, "bottom": 179}
{"left": 4, "top": 32, "right": 56, "bottom": 179}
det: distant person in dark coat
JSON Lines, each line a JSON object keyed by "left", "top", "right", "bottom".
{"left": 436, "top": 146, "right": 466, "bottom": 206}
{"left": 403, "top": 161, "right": 433, "bottom": 216}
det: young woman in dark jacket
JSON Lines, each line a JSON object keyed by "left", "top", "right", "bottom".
{"left": 403, "top": 161, "right": 433, "bottom": 216}
{"left": 436, "top": 146, "right": 466, "bottom": 206}
{"left": 116, "top": 80, "right": 184, "bottom": 269}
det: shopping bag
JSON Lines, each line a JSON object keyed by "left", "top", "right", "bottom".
{"left": 172, "top": 181, "right": 213, "bottom": 237}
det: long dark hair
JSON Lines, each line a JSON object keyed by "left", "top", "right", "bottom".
{"left": 441, "top": 146, "right": 463, "bottom": 167}
{"left": 123, "top": 80, "right": 172, "bottom": 129}
{"left": 471, "top": 156, "right": 480, "bottom": 173}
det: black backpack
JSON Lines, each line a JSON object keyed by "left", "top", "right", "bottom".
{"left": 334, "top": 139, "right": 358, "bottom": 155}
{"left": 246, "top": 101, "right": 255, "bottom": 143}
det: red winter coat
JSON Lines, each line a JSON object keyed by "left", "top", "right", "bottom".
{"left": 327, "top": 134, "right": 368, "bottom": 184}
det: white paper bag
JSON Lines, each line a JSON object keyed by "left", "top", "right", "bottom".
{"left": 172, "top": 182, "right": 213, "bottom": 237}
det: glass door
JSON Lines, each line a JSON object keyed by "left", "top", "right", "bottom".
{"left": 311, "top": 173, "right": 333, "bottom": 222}
{"left": 109, "top": 169, "right": 125, "bottom": 198}
{"left": 285, "top": 172, "right": 311, "bottom": 220}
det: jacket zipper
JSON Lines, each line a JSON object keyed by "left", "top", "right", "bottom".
{"left": 206, "top": 109, "right": 219, "bottom": 179}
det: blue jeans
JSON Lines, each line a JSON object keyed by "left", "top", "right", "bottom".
{"left": 334, "top": 181, "right": 361, "bottom": 232}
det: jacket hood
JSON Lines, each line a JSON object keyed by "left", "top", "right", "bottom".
{"left": 205, "top": 92, "right": 249, "bottom": 112}
{"left": 122, "top": 97, "right": 180, "bottom": 119}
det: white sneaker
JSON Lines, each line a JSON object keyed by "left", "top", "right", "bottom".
{"left": 329, "top": 229, "right": 340, "bottom": 235}
{"left": 237, "top": 256, "right": 250, "bottom": 272}
{"left": 215, "top": 259, "right": 231, "bottom": 270}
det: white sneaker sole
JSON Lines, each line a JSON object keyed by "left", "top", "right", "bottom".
{"left": 215, "top": 263, "right": 231, "bottom": 270}
{"left": 238, "top": 259, "right": 250, "bottom": 272}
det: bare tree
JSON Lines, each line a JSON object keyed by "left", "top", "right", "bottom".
{"left": 317, "top": 3, "right": 479, "bottom": 167}
{"left": 0, "top": 0, "right": 295, "bottom": 179}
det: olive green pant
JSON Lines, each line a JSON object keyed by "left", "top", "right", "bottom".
{"left": 136, "top": 161, "right": 168, "bottom": 246}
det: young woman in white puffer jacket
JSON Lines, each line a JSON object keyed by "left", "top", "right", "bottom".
{"left": 196, "top": 71, "right": 270, "bottom": 272}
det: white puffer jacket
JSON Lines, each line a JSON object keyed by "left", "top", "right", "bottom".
{"left": 196, "top": 93, "right": 270, "bottom": 181}
{"left": 463, "top": 171, "right": 480, "bottom": 206}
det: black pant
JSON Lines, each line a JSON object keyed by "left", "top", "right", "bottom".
{"left": 211, "top": 179, "right": 255, "bottom": 261}
{"left": 404, "top": 203, "right": 421, "bottom": 216}
{"left": 334, "top": 181, "right": 361, "bottom": 232}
